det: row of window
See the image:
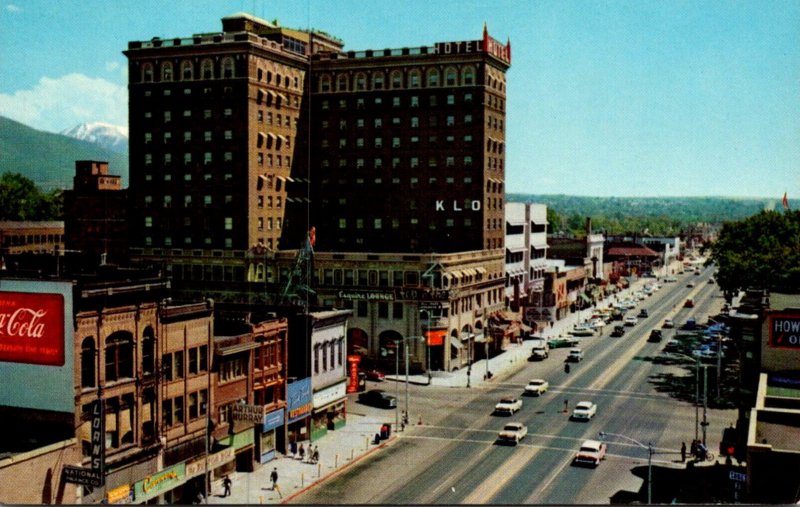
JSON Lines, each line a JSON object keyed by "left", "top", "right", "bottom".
{"left": 162, "top": 346, "right": 209, "bottom": 381}
{"left": 144, "top": 151, "right": 234, "bottom": 166}
{"left": 337, "top": 217, "right": 479, "bottom": 230}
{"left": 163, "top": 389, "right": 208, "bottom": 427}
{"left": 1, "top": 233, "right": 64, "bottom": 246}
{"left": 145, "top": 236, "right": 234, "bottom": 248}
{"left": 342, "top": 288, "right": 504, "bottom": 319}
{"left": 317, "top": 65, "right": 477, "bottom": 92}
{"left": 144, "top": 129, "right": 233, "bottom": 144}
{"left": 142, "top": 172, "right": 234, "bottom": 184}
{"left": 144, "top": 194, "right": 236, "bottom": 208}
{"left": 141, "top": 58, "right": 236, "bottom": 82}
{"left": 319, "top": 92, "right": 505, "bottom": 112}
{"left": 313, "top": 338, "right": 345, "bottom": 374}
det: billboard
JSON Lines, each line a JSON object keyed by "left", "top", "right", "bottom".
{"left": 768, "top": 313, "right": 800, "bottom": 349}
{"left": 0, "top": 280, "right": 74, "bottom": 413}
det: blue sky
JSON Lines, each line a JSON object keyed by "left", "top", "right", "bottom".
{"left": 1, "top": 0, "right": 798, "bottom": 199}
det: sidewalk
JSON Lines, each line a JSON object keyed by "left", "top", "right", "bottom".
{"left": 208, "top": 275, "right": 656, "bottom": 504}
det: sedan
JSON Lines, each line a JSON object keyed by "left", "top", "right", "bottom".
{"left": 362, "top": 369, "right": 385, "bottom": 382}
{"left": 662, "top": 318, "right": 675, "bottom": 329}
{"left": 573, "top": 439, "right": 607, "bottom": 467}
{"left": 358, "top": 389, "right": 397, "bottom": 409}
{"left": 572, "top": 401, "right": 597, "bottom": 421}
{"left": 624, "top": 316, "right": 638, "bottom": 326}
{"left": 494, "top": 396, "right": 523, "bottom": 415}
{"left": 496, "top": 422, "right": 528, "bottom": 445}
{"left": 610, "top": 325, "right": 626, "bottom": 337}
{"left": 524, "top": 379, "right": 549, "bottom": 396}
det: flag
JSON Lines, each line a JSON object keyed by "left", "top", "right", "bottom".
{"left": 782, "top": 192, "right": 789, "bottom": 210}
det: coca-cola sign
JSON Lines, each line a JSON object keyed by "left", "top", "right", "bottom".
{"left": 0, "top": 291, "right": 65, "bottom": 366}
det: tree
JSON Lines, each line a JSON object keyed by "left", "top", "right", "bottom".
{"left": 0, "top": 172, "right": 62, "bottom": 220}
{"left": 705, "top": 210, "right": 800, "bottom": 296}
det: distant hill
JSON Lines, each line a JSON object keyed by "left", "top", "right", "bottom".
{"left": 0, "top": 115, "right": 128, "bottom": 191}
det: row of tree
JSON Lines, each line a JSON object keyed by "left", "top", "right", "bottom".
{"left": 0, "top": 173, "right": 63, "bottom": 221}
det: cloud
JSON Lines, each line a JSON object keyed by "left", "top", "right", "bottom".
{"left": 105, "top": 61, "right": 120, "bottom": 72}
{"left": 5, "top": 4, "right": 20, "bottom": 12}
{"left": 0, "top": 73, "right": 127, "bottom": 133}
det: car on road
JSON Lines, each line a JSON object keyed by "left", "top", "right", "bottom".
{"left": 572, "top": 439, "right": 607, "bottom": 467}
{"left": 687, "top": 281, "right": 695, "bottom": 288}
{"left": 708, "top": 278, "right": 715, "bottom": 284}
{"left": 610, "top": 325, "right": 626, "bottom": 337}
{"left": 494, "top": 396, "right": 523, "bottom": 415}
{"left": 624, "top": 316, "right": 638, "bottom": 326}
{"left": 638, "top": 309, "right": 649, "bottom": 318}
{"left": 570, "top": 324, "right": 595, "bottom": 337}
{"left": 524, "top": 379, "right": 549, "bottom": 396}
{"left": 648, "top": 330, "right": 663, "bottom": 342}
{"left": 663, "top": 339, "right": 680, "bottom": 353}
{"left": 548, "top": 337, "right": 579, "bottom": 349}
{"left": 664, "top": 276, "right": 677, "bottom": 282}
{"left": 362, "top": 369, "right": 386, "bottom": 381}
{"left": 662, "top": 318, "right": 675, "bottom": 328}
{"left": 684, "top": 299, "right": 695, "bottom": 308}
{"left": 358, "top": 389, "right": 397, "bottom": 408}
{"left": 496, "top": 422, "right": 527, "bottom": 445}
{"left": 571, "top": 401, "right": 597, "bottom": 421}
{"left": 566, "top": 348, "right": 584, "bottom": 362}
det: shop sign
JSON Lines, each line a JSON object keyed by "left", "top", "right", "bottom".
{"left": 768, "top": 313, "right": 800, "bottom": 349}
{"left": 425, "top": 329, "right": 446, "bottom": 347}
{"left": 134, "top": 463, "right": 185, "bottom": 500}
{"left": 346, "top": 355, "right": 361, "bottom": 394}
{"left": 262, "top": 408, "right": 284, "bottom": 432}
{"left": 313, "top": 381, "right": 346, "bottom": 409}
{"left": 106, "top": 484, "right": 133, "bottom": 504}
{"left": 185, "top": 447, "right": 236, "bottom": 477}
{"left": 0, "top": 291, "right": 65, "bottom": 366}
{"left": 232, "top": 403, "right": 264, "bottom": 424}
{"left": 337, "top": 290, "right": 393, "bottom": 301}
{"left": 62, "top": 465, "right": 103, "bottom": 487}
{"left": 288, "top": 377, "right": 313, "bottom": 423}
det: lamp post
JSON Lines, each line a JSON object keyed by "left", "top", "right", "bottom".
{"left": 394, "top": 339, "right": 400, "bottom": 430}
{"left": 671, "top": 352, "right": 713, "bottom": 445}
{"left": 395, "top": 336, "right": 425, "bottom": 428}
{"left": 599, "top": 431, "right": 655, "bottom": 504}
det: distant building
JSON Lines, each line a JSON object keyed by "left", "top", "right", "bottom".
{"left": 504, "top": 202, "right": 548, "bottom": 313}
{"left": 0, "top": 221, "right": 64, "bottom": 257}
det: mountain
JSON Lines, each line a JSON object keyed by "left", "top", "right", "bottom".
{"left": 61, "top": 122, "right": 129, "bottom": 153}
{"left": 0, "top": 115, "right": 128, "bottom": 190}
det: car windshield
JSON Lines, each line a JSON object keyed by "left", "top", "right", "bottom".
{"left": 529, "top": 380, "right": 543, "bottom": 385}
{"left": 579, "top": 446, "right": 598, "bottom": 453}
{"left": 503, "top": 424, "right": 520, "bottom": 431}
{"left": 576, "top": 402, "right": 591, "bottom": 409}
{"left": 500, "top": 398, "right": 515, "bottom": 403}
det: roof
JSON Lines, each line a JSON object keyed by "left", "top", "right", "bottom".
{"left": 607, "top": 244, "right": 660, "bottom": 257}
{"left": 0, "top": 221, "right": 64, "bottom": 229}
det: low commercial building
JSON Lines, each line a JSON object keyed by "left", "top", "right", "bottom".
{"left": 0, "top": 221, "right": 64, "bottom": 256}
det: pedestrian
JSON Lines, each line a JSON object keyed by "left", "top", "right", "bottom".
{"left": 312, "top": 445, "right": 319, "bottom": 464}
{"left": 681, "top": 442, "right": 686, "bottom": 463}
{"left": 299, "top": 442, "right": 305, "bottom": 462}
{"left": 290, "top": 440, "right": 297, "bottom": 458}
{"left": 223, "top": 475, "right": 232, "bottom": 497}
{"left": 270, "top": 467, "right": 278, "bottom": 490}
{"left": 563, "top": 399, "right": 569, "bottom": 413}
{"left": 690, "top": 440, "right": 698, "bottom": 459}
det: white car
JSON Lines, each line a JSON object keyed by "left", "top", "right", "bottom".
{"left": 624, "top": 315, "right": 638, "bottom": 326}
{"left": 662, "top": 318, "right": 675, "bottom": 329}
{"left": 589, "top": 318, "right": 606, "bottom": 330}
{"left": 570, "top": 324, "right": 595, "bottom": 336}
{"left": 496, "top": 422, "right": 527, "bottom": 444}
{"left": 524, "top": 379, "right": 549, "bottom": 396}
{"left": 494, "top": 396, "right": 523, "bottom": 415}
{"left": 573, "top": 439, "right": 607, "bottom": 467}
{"left": 572, "top": 401, "right": 597, "bottom": 420}
{"left": 567, "top": 348, "right": 584, "bottom": 362}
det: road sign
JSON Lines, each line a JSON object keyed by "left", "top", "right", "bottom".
{"left": 729, "top": 470, "right": 747, "bottom": 482}
{"left": 62, "top": 465, "right": 103, "bottom": 487}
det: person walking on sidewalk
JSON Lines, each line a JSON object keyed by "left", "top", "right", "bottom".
{"left": 312, "top": 445, "right": 319, "bottom": 464}
{"left": 299, "top": 442, "right": 306, "bottom": 462}
{"left": 223, "top": 475, "right": 232, "bottom": 497}
{"left": 681, "top": 442, "right": 687, "bottom": 463}
{"left": 270, "top": 467, "right": 278, "bottom": 490}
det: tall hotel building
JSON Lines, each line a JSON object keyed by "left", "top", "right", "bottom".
{"left": 125, "top": 13, "right": 511, "bottom": 372}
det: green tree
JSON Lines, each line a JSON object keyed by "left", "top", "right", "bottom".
{"left": 705, "top": 210, "right": 800, "bottom": 296}
{"left": 0, "top": 172, "right": 62, "bottom": 220}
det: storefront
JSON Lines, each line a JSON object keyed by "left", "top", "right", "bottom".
{"left": 217, "top": 429, "right": 255, "bottom": 473}
{"left": 311, "top": 380, "right": 347, "bottom": 441}
{"left": 133, "top": 463, "right": 187, "bottom": 504}
{"left": 287, "top": 378, "right": 313, "bottom": 446}
{"left": 260, "top": 408, "right": 284, "bottom": 464}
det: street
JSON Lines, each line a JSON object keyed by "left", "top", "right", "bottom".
{"left": 291, "top": 266, "right": 737, "bottom": 504}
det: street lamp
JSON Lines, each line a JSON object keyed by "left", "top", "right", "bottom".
{"left": 394, "top": 336, "right": 425, "bottom": 429}
{"left": 671, "top": 352, "right": 714, "bottom": 445}
{"left": 599, "top": 431, "right": 654, "bottom": 504}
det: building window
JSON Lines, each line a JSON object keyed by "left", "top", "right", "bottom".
{"left": 80, "top": 337, "right": 96, "bottom": 388}
{"left": 105, "top": 332, "right": 133, "bottom": 382}
{"left": 142, "top": 328, "right": 155, "bottom": 375}
{"left": 427, "top": 69, "right": 439, "bottom": 87}
{"left": 225, "top": 217, "right": 233, "bottom": 230}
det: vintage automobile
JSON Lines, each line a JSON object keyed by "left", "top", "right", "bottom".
{"left": 571, "top": 401, "right": 597, "bottom": 421}
{"left": 494, "top": 396, "right": 523, "bottom": 415}
{"left": 496, "top": 422, "right": 528, "bottom": 445}
{"left": 610, "top": 325, "right": 626, "bottom": 337}
{"left": 524, "top": 379, "right": 549, "bottom": 396}
{"left": 566, "top": 348, "right": 584, "bottom": 362}
{"left": 357, "top": 389, "right": 397, "bottom": 409}
{"left": 573, "top": 439, "right": 607, "bottom": 467}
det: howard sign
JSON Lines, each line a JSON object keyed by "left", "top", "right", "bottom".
{"left": 0, "top": 291, "right": 65, "bottom": 366}
{"left": 768, "top": 313, "right": 800, "bottom": 349}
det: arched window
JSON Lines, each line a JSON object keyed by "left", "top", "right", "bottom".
{"left": 336, "top": 74, "right": 348, "bottom": 92}
{"left": 222, "top": 57, "right": 235, "bottom": 78}
{"left": 372, "top": 71, "right": 385, "bottom": 90}
{"left": 320, "top": 75, "right": 332, "bottom": 93}
{"left": 284, "top": 75, "right": 290, "bottom": 87}
{"left": 462, "top": 66, "right": 475, "bottom": 85}
{"left": 105, "top": 331, "right": 134, "bottom": 381}
{"left": 142, "top": 327, "right": 155, "bottom": 376}
{"left": 426, "top": 68, "right": 439, "bottom": 87}
{"left": 276, "top": 73, "right": 282, "bottom": 87}
{"left": 409, "top": 69, "right": 421, "bottom": 88}
{"left": 161, "top": 62, "right": 173, "bottom": 82}
{"left": 267, "top": 70, "right": 273, "bottom": 83}
{"left": 355, "top": 73, "right": 367, "bottom": 91}
{"left": 142, "top": 63, "right": 154, "bottom": 82}
{"left": 81, "top": 337, "right": 96, "bottom": 388}
{"left": 181, "top": 60, "right": 193, "bottom": 80}
{"left": 201, "top": 59, "right": 214, "bottom": 79}
{"left": 390, "top": 71, "right": 403, "bottom": 89}
{"left": 445, "top": 67, "right": 457, "bottom": 86}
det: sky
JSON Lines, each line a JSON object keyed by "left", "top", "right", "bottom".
{"left": 1, "top": 0, "right": 798, "bottom": 199}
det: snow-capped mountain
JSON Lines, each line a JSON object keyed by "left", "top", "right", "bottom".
{"left": 61, "top": 122, "right": 129, "bottom": 153}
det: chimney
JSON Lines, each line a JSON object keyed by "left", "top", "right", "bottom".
{"left": 585, "top": 217, "right": 592, "bottom": 235}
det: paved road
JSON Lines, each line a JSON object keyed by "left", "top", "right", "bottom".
{"left": 291, "top": 265, "right": 736, "bottom": 504}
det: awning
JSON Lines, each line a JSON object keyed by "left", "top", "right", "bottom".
{"left": 216, "top": 342, "right": 261, "bottom": 356}
{"left": 463, "top": 268, "right": 477, "bottom": 276}
{"left": 460, "top": 331, "right": 473, "bottom": 341}
{"left": 450, "top": 336, "right": 462, "bottom": 349}
{"left": 448, "top": 270, "right": 462, "bottom": 279}
{"left": 474, "top": 333, "right": 491, "bottom": 343}
{"left": 475, "top": 266, "right": 487, "bottom": 275}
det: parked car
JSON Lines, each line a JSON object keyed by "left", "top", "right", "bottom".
{"left": 496, "top": 422, "right": 527, "bottom": 445}
{"left": 664, "top": 276, "right": 677, "bottom": 282}
{"left": 570, "top": 324, "right": 595, "bottom": 337}
{"left": 624, "top": 316, "right": 638, "bottom": 326}
{"left": 663, "top": 339, "right": 681, "bottom": 353}
{"left": 648, "top": 330, "right": 663, "bottom": 342}
{"left": 524, "top": 379, "right": 549, "bottom": 396}
{"left": 662, "top": 318, "right": 675, "bottom": 329}
{"left": 684, "top": 299, "right": 695, "bottom": 308}
{"left": 358, "top": 389, "right": 397, "bottom": 408}
{"left": 573, "top": 439, "right": 607, "bottom": 467}
{"left": 362, "top": 369, "right": 385, "bottom": 381}
{"left": 494, "top": 396, "right": 523, "bottom": 415}
{"left": 571, "top": 401, "right": 597, "bottom": 420}
{"left": 638, "top": 309, "right": 649, "bottom": 318}
{"left": 566, "top": 348, "right": 584, "bottom": 362}
{"left": 610, "top": 325, "right": 626, "bottom": 337}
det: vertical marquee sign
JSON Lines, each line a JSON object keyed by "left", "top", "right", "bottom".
{"left": 0, "top": 291, "right": 65, "bottom": 366}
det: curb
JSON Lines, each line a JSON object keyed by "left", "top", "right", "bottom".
{"left": 280, "top": 433, "right": 400, "bottom": 503}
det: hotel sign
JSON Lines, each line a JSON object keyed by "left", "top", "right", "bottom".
{"left": 434, "top": 37, "right": 511, "bottom": 64}
{"left": 768, "top": 313, "right": 800, "bottom": 349}
{"left": 0, "top": 291, "right": 65, "bottom": 366}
